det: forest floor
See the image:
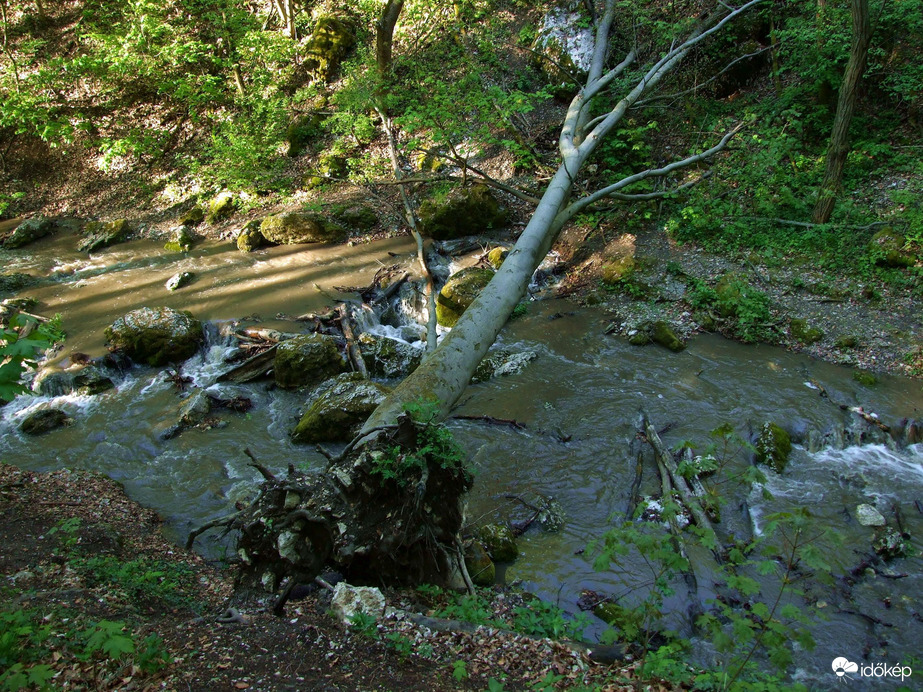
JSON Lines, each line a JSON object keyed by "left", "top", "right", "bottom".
{"left": 0, "top": 462, "right": 670, "bottom": 691}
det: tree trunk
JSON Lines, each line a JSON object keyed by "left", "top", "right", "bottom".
{"left": 811, "top": 0, "right": 871, "bottom": 224}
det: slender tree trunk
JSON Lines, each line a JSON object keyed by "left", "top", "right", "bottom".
{"left": 376, "top": 0, "right": 404, "bottom": 78}
{"left": 811, "top": 0, "right": 871, "bottom": 224}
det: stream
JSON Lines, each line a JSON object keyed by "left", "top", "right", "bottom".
{"left": 2, "top": 233, "right": 921, "bottom": 689}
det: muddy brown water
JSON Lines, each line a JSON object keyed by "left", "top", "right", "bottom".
{"left": 2, "top": 233, "right": 922, "bottom": 688}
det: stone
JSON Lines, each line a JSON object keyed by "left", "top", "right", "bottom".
{"left": 330, "top": 582, "right": 385, "bottom": 626}
{"left": 755, "top": 422, "right": 792, "bottom": 473}
{"left": 179, "top": 206, "right": 205, "bottom": 226}
{"left": 260, "top": 212, "right": 346, "bottom": 245}
{"left": 105, "top": 307, "right": 204, "bottom": 366}
{"left": 286, "top": 113, "right": 324, "bottom": 157}
{"left": 78, "top": 219, "right": 131, "bottom": 253}
{"left": 331, "top": 204, "right": 377, "bottom": 231}
{"left": 303, "top": 16, "right": 356, "bottom": 83}
{"left": 651, "top": 321, "right": 685, "bottom": 352}
{"left": 165, "top": 272, "right": 194, "bottom": 291}
{"left": 0, "top": 273, "right": 37, "bottom": 295}
{"left": 20, "top": 408, "right": 72, "bottom": 435}
{"left": 358, "top": 332, "right": 424, "bottom": 379}
{"left": 164, "top": 226, "right": 195, "bottom": 253}
{"left": 593, "top": 601, "right": 644, "bottom": 636}
{"left": 305, "top": 153, "right": 348, "bottom": 188}
{"left": 790, "top": 318, "right": 824, "bottom": 344}
{"left": 464, "top": 540, "right": 495, "bottom": 586}
{"left": 868, "top": 228, "right": 916, "bottom": 268}
{"left": 436, "top": 266, "right": 495, "bottom": 327}
{"left": 273, "top": 333, "right": 347, "bottom": 389}
{"left": 236, "top": 220, "right": 267, "bottom": 252}
{"left": 856, "top": 504, "right": 886, "bottom": 527}
{"left": 852, "top": 369, "right": 878, "bottom": 386}
{"left": 471, "top": 348, "right": 537, "bottom": 383}
{"left": 486, "top": 247, "right": 509, "bottom": 269}
{"left": 418, "top": 185, "right": 508, "bottom": 240}
{"left": 2, "top": 217, "right": 55, "bottom": 249}
{"left": 835, "top": 335, "right": 858, "bottom": 349}
{"left": 531, "top": 6, "right": 595, "bottom": 96}
{"left": 873, "top": 527, "right": 906, "bottom": 559}
{"left": 477, "top": 524, "right": 518, "bottom": 562}
{"left": 206, "top": 192, "right": 236, "bottom": 224}
{"left": 290, "top": 373, "right": 390, "bottom": 444}
{"left": 601, "top": 256, "right": 636, "bottom": 284}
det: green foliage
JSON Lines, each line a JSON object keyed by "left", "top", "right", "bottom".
{"left": 452, "top": 659, "right": 469, "bottom": 681}
{"left": 0, "top": 315, "right": 64, "bottom": 402}
{"left": 347, "top": 612, "right": 378, "bottom": 639}
{"left": 73, "top": 555, "right": 198, "bottom": 610}
{"left": 685, "top": 277, "right": 775, "bottom": 343}
{"left": 512, "top": 600, "right": 588, "bottom": 640}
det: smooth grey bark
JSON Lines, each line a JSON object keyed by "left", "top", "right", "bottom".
{"left": 363, "top": 0, "right": 765, "bottom": 431}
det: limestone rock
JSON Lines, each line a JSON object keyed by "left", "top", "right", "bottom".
{"left": 790, "top": 318, "right": 823, "bottom": 344}
{"left": 236, "top": 220, "right": 268, "bottom": 252}
{"left": 286, "top": 113, "right": 324, "bottom": 157}
{"left": 274, "top": 333, "right": 347, "bottom": 389}
{"left": 0, "top": 273, "right": 38, "bottom": 295}
{"left": 755, "top": 422, "right": 792, "bottom": 473}
{"left": 601, "top": 256, "right": 636, "bottom": 285}
{"left": 105, "top": 307, "right": 204, "bottom": 366}
{"left": 873, "top": 527, "right": 906, "bottom": 559}
{"left": 260, "top": 212, "right": 346, "bottom": 245}
{"left": 651, "top": 321, "right": 685, "bottom": 352}
{"left": 532, "top": 6, "right": 595, "bottom": 95}
{"left": 330, "top": 582, "right": 385, "bottom": 626}
{"left": 2, "top": 217, "right": 55, "bottom": 249}
{"left": 477, "top": 524, "right": 518, "bottom": 562}
{"left": 471, "top": 348, "right": 537, "bottom": 383}
{"left": 418, "top": 185, "right": 507, "bottom": 240}
{"left": 464, "top": 540, "right": 495, "bottom": 586}
{"left": 78, "top": 219, "right": 131, "bottom": 253}
{"left": 164, "top": 226, "right": 195, "bottom": 253}
{"left": 436, "top": 266, "right": 495, "bottom": 327}
{"left": 165, "top": 272, "right": 194, "bottom": 291}
{"left": 291, "top": 372, "right": 390, "bottom": 444}
{"left": 331, "top": 204, "right": 377, "bottom": 231}
{"left": 358, "top": 332, "right": 424, "bottom": 379}
{"left": 486, "top": 247, "right": 509, "bottom": 269}
{"left": 856, "top": 504, "right": 886, "bottom": 527}
{"left": 303, "top": 16, "right": 356, "bottom": 83}
{"left": 20, "top": 408, "right": 72, "bottom": 435}
{"left": 868, "top": 228, "right": 916, "bottom": 268}
{"left": 206, "top": 192, "right": 236, "bottom": 224}
{"left": 179, "top": 206, "right": 205, "bottom": 226}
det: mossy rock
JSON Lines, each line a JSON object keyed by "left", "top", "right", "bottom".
{"left": 0, "top": 273, "right": 37, "bottom": 295}
{"left": 418, "top": 185, "right": 508, "bottom": 240}
{"left": 486, "top": 247, "right": 509, "bottom": 269}
{"left": 755, "top": 422, "right": 792, "bottom": 473}
{"left": 593, "top": 602, "right": 644, "bottom": 636}
{"left": 286, "top": 114, "right": 324, "bottom": 157}
{"left": 274, "top": 333, "right": 347, "bottom": 389}
{"left": 331, "top": 204, "right": 377, "bottom": 231}
{"left": 835, "top": 335, "right": 858, "bottom": 349}
{"left": 852, "top": 369, "right": 878, "bottom": 386}
{"left": 358, "top": 332, "right": 424, "bottom": 379}
{"left": 105, "top": 307, "right": 204, "bottom": 366}
{"left": 715, "top": 272, "right": 746, "bottom": 317}
{"left": 165, "top": 271, "right": 194, "bottom": 291}
{"left": 868, "top": 228, "right": 916, "bottom": 268}
{"left": 628, "top": 330, "right": 652, "bottom": 346}
{"left": 20, "top": 408, "right": 72, "bottom": 435}
{"left": 601, "top": 256, "right": 636, "bottom": 285}
{"left": 164, "top": 226, "right": 195, "bottom": 253}
{"left": 206, "top": 192, "right": 236, "bottom": 224}
{"left": 78, "top": 219, "right": 131, "bottom": 253}
{"left": 436, "top": 266, "right": 495, "bottom": 327}
{"left": 290, "top": 372, "right": 390, "bottom": 443}
{"left": 237, "top": 220, "right": 267, "bottom": 252}
{"left": 306, "top": 152, "right": 349, "bottom": 188}
{"left": 531, "top": 7, "right": 593, "bottom": 97}
{"left": 260, "top": 212, "right": 347, "bottom": 245}
{"left": 303, "top": 16, "right": 356, "bottom": 83}
{"left": 471, "top": 348, "right": 537, "bottom": 383}
{"left": 651, "top": 320, "right": 685, "bottom": 352}
{"left": 476, "top": 524, "right": 518, "bottom": 562}
{"left": 790, "top": 318, "right": 823, "bottom": 344}
{"left": 179, "top": 206, "right": 205, "bottom": 226}
{"left": 464, "top": 540, "right": 495, "bottom": 586}
{"left": 2, "top": 217, "right": 55, "bottom": 249}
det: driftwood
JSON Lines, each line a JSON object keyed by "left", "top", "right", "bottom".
{"left": 217, "top": 344, "right": 278, "bottom": 384}
{"left": 811, "top": 379, "right": 891, "bottom": 433}
{"left": 338, "top": 305, "right": 369, "bottom": 378}
{"left": 452, "top": 414, "right": 526, "bottom": 429}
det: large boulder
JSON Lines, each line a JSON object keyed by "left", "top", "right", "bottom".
{"left": 531, "top": 5, "right": 595, "bottom": 95}
{"left": 105, "top": 307, "right": 204, "bottom": 366}
{"left": 868, "top": 228, "right": 916, "bottom": 268}
{"left": 259, "top": 212, "right": 347, "bottom": 245}
{"left": 303, "top": 16, "right": 356, "bottom": 83}
{"left": 20, "top": 408, "right": 72, "bottom": 435}
{"left": 273, "top": 333, "right": 347, "bottom": 389}
{"left": 358, "top": 332, "right": 424, "bottom": 379}
{"left": 436, "top": 266, "right": 495, "bottom": 328}
{"left": 206, "top": 192, "right": 236, "bottom": 225}
{"left": 471, "top": 348, "right": 537, "bottom": 383}
{"left": 236, "top": 220, "right": 268, "bottom": 252}
{"left": 291, "top": 372, "right": 390, "bottom": 443}
{"left": 2, "top": 217, "right": 55, "bottom": 249}
{"left": 164, "top": 226, "right": 195, "bottom": 253}
{"left": 476, "top": 524, "right": 518, "bottom": 562}
{"left": 78, "top": 219, "right": 131, "bottom": 253}
{"left": 418, "top": 185, "right": 507, "bottom": 240}
{"left": 754, "top": 422, "right": 792, "bottom": 473}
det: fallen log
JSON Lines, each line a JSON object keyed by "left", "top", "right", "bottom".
{"left": 217, "top": 344, "right": 278, "bottom": 384}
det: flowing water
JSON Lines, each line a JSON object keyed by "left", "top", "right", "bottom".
{"left": 2, "top": 234, "right": 922, "bottom": 688}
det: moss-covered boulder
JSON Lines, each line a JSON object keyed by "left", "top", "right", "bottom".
{"left": 418, "top": 185, "right": 508, "bottom": 240}
{"left": 358, "top": 332, "right": 424, "bottom": 379}
{"left": 0, "top": 273, "right": 37, "bottom": 295}
{"left": 306, "top": 152, "right": 348, "bottom": 188}
{"left": 206, "top": 192, "right": 236, "bottom": 225}
{"left": 852, "top": 369, "right": 878, "bottom": 386}
{"left": 236, "top": 220, "right": 267, "bottom": 252}
{"left": 790, "top": 318, "right": 823, "bottom": 344}
{"left": 436, "top": 266, "right": 495, "bottom": 327}
{"left": 20, "top": 408, "right": 72, "bottom": 435}
{"left": 477, "top": 524, "right": 518, "bottom": 562}
{"left": 286, "top": 113, "right": 324, "bottom": 157}
{"left": 486, "top": 247, "right": 509, "bottom": 269}
{"left": 868, "top": 228, "right": 916, "bottom": 268}
{"left": 331, "top": 204, "right": 377, "bottom": 231}
{"left": 601, "top": 255, "right": 636, "bottom": 285}
{"left": 464, "top": 540, "right": 495, "bottom": 586}
{"left": 593, "top": 602, "right": 644, "bottom": 637}
{"left": 273, "top": 333, "right": 347, "bottom": 389}
{"left": 303, "top": 16, "right": 356, "bottom": 83}
{"left": 2, "top": 217, "right": 55, "bottom": 249}
{"left": 651, "top": 320, "right": 685, "bottom": 352}
{"left": 165, "top": 271, "right": 194, "bottom": 291}
{"left": 78, "top": 219, "right": 131, "bottom": 253}
{"left": 471, "top": 348, "right": 537, "bottom": 383}
{"left": 164, "top": 226, "right": 195, "bottom": 253}
{"left": 260, "top": 212, "right": 347, "bottom": 245}
{"left": 179, "top": 206, "right": 205, "bottom": 226}
{"left": 105, "top": 307, "right": 204, "bottom": 366}
{"left": 290, "top": 372, "right": 390, "bottom": 443}
{"left": 835, "top": 335, "right": 858, "bottom": 349}
{"left": 715, "top": 272, "right": 745, "bottom": 317}
{"left": 755, "top": 422, "right": 792, "bottom": 473}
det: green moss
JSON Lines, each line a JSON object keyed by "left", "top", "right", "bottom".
{"left": 205, "top": 192, "right": 236, "bottom": 224}
{"left": 78, "top": 219, "right": 131, "bottom": 253}
{"left": 105, "top": 307, "right": 204, "bottom": 366}
{"left": 164, "top": 226, "right": 194, "bottom": 253}
{"left": 436, "top": 266, "right": 495, "bottom": 327}
{"left": 464, "top": 540, "right": 495, "bottom": 586}
{"left": 260, "top": 212, "right": 346, "bottom": 245}
{"left": 273, "top": 333, "right": 347, "bottom": 389}
{"left": 290, "top": 373, "right": 390, "bottom": 443}
{"left": 755, "top": 422, "right": 792, "bottom": 473}
{"left": 835, "top": 335, "right": 858, "bottom": 349}
{"left": 790, "top": 318, "right": 824, "bottom": 344}
{"left": 476, "top": 524, "right": 518, "bottom": 562}
{"left": 868, "top": 227, "right": 916, "bottom": 268}
{"left": 179, "top": 206, "right": 204, "bottom": 226}
{"left": 852, "top": 369, "right": 878, "bottom": 386}
{"left": 486, "top": 247, "right": 509, "bottom": 269}
{"left": 601, "top": 256, "right": 636, "bottom": 285}
{"left": 651, "top": 321, "right": 685, "bottom": 352}
{"left": 303, "top": 16, "right": 356, "bottom": 83}
{"left": 418, "top": 185, "right": 508, "bottom": 240}
{"left": 236, "top": 220, "right": 267, "bottom": 252}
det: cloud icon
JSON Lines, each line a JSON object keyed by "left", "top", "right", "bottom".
{"left": 832, "top": 657, "right": 859, "bottom": 677}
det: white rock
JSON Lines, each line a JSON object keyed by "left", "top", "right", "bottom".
{"left": 330, "top": 582, "right": 386, "bottom": 625}
{"left": 856, "top": 503, "right": 886, "bottom": 527}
